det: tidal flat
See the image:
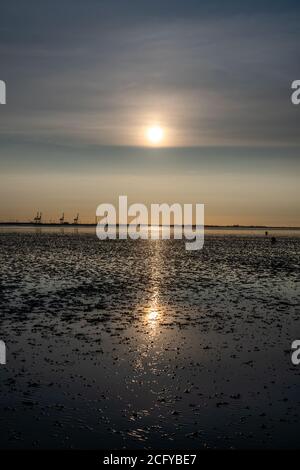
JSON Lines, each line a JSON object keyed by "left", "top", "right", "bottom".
{"left": 0, "top": 228, "right": 299, "bottom": 449}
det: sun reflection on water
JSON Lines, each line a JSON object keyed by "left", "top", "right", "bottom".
{"left": 144, "top": 242, "right": 165, "bottom": 333}
{"left": 148, "top": 310, "right": 159, "bottom": 322}
{"left": 144, "top": 284, "right": 163, "bottom": 335}
{"left": 146, "top": 306, "right": 161, "bottom": 334}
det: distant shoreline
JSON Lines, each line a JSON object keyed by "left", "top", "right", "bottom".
{"left": 0, "top": 222, "right": 299, "bottom": 230}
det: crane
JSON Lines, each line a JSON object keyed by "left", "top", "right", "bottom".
{"left": 33, "top": 211, "right": 42, "bottom": 224}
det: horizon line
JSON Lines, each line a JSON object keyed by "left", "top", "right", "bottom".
{"left": 0, "top": 222, "right": 299, "bottom": 230}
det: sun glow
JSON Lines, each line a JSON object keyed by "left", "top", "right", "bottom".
{"left": 146, "top": 125, "right": 164, "bottom": 145}
{"left": 148, "top": 310, "right": 159, "bottom": 321}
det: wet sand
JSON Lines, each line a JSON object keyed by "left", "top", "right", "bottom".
{"left": 0, "top": 229, "right": 299, "bottom": 449}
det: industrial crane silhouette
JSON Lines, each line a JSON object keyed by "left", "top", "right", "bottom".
{"left": 33, "top": 211, "right": 42, "bottom": 224}
{"left": 73, "top": 213, "right": 79, "bottom": 224}
{"left": 59, "top": 212, "right": 65, "bottom": 224}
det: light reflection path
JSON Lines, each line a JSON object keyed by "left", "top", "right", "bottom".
{"left": 132, "top": 241, "right": 167, "bottom": 378}
{"left": 144, "top": 241, "right": 165, "bottom": 336}
{"left": 124, "top": 239, "right": 178, "bottom": 437}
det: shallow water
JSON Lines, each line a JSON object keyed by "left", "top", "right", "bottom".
{"left": 0, "top": 229, "right": 299, "bottom": 449}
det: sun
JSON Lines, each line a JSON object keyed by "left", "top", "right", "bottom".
{"left": 146, "top": 125, "right": 164, "bottom": 145}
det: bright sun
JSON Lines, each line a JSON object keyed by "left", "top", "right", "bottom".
{"left": 147, "top": 125, "right": 164, "bottom": 145}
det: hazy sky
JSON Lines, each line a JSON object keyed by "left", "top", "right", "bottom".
{"left": 0, "top": 0, "right": 299, "bottom": 225}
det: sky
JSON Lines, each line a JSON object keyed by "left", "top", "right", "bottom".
{"left": 0, "top": 0, "right": 299, "bottom": 225}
